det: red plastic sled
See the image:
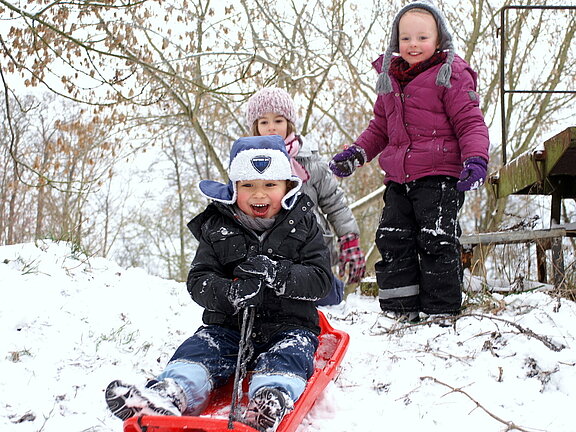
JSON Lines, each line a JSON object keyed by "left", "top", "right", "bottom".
{"left": 123, "top": 310, "right": 349, "bottom": 432}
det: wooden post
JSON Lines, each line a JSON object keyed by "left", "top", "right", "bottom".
{"left": 536, "top": 240, "right": 547, "bottom": 283}
{"left": 551, "top": 191, "right": 561, "bottom": 225}
{"left": 551, "top": 237, "right": 565, "bottom": 289}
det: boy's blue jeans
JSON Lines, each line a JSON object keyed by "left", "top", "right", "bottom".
{"left": 157, "top": 325, "right": 318, "bottom": 414}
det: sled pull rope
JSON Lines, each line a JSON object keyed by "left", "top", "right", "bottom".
{"left": 228, "top": 306, "right": 255, "bottom": 429}
{"left": 136, "top": 415, "right": 148, "bottom": 431}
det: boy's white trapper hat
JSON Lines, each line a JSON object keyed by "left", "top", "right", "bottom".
{"left": 245, "top": 87, "right": 297, "bottom": 128}
{"left": 376, "top": 0, "right": 455, "bottom": 94}
{"left": 198, "top": 135, "right": 302, "bottom": 210}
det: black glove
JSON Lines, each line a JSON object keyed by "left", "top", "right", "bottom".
{"left": 234, "top": 255, "right": 278, "bottom": 282}
{"left": 267, "top": 259, "right": 292, "bottom": 296}
{"left": 234, "top": 255, "right": 292, "bottom": 296}
{"left": 228, "top": 278, "right": 264, "bottom": 311}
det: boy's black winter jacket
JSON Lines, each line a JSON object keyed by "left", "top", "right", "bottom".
{"left": 186, "top": 194, "right": 332, "bottom": 342}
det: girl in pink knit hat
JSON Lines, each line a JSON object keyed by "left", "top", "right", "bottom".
{"left": 246, "top": 87, "right": 366, "bottom": 306}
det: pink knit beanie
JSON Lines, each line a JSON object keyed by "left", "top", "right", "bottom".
{"left": 245, "top": 87, "right": 297, "bottom": 128}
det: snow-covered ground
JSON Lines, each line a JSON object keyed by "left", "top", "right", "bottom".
{"left": 1, "top": 241, "right": 575, "bottom": 432}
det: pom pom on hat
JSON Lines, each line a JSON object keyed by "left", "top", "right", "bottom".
{"left": 376, "top": 0, "right": 455, "bottom": 94}
{"left": 245, "top": 87, "right": 297, "bottom": 128}
{"left": 198, "top": 135, "right": 302, "bottom": 210}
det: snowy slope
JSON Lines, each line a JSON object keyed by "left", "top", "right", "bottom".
{"left": 1, "top": 241, "right": 575, "bottom": 432}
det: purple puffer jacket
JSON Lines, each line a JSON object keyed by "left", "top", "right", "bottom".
{"left": 354, "top": 54, "right": 490, "bottom": 184}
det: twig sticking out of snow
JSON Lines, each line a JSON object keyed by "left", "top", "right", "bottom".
{"left": 373, "top": 313, "right": 565, "bottom": 352}
{"left": 420, "top": 376, "right": 540, "bottom": 432}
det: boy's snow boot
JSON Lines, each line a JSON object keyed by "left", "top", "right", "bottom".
{"left": 242, "top": 387, "right": 293, "bottom": 432}
{"left": 105, "top": 378, "right": 185, "bottom": 420}
{"left": 148, "top": 378, "right": 187, "bottom": 413}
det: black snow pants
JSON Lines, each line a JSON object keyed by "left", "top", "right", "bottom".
{"left": 374, "top": 176, "right": 464, "bottom": 315}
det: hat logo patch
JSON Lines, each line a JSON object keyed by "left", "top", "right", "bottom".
{"left": 251, "top": 155, "right": 271, "bottom": 174}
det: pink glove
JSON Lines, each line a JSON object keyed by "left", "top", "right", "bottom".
{"left": 337, "top": 233, "right": 366, "bottom": 284}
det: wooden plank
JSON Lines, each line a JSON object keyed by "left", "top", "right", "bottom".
{"left": 487, "top": 127, "right": 576, "bottom": 199}
{"left": 487, "top": 150, "right": 544, "bottom": 198}
{"left": 545, "top": 127, "right": 576, "bottom": 175}
{"left": 460, "top": 227, "right": 566, "bottom": 246}
{"left": 461, "top": 227, "right": 568, "bottom": 290}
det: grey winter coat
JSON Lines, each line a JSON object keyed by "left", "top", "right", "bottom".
{"left": 186, "top": 195, "right": 332, "bottom": 342}
{"left": 294, "top": 137, "right": 360, "bottom": 261}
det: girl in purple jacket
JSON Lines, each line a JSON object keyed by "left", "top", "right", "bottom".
{"left": 329, "top": 0, "right": 490, "bottom": 323}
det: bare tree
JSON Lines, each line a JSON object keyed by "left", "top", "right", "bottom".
{"left": 0, "top": 0, "right": 387, "bottom": 256}
{"left": 0, "top": 91, "right": 127, "bottom": 248}
{"left": 2, "top": 0, "right": 573, "bottom": 282}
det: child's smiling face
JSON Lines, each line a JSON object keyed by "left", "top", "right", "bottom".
{"left": 256, "top": 112, "right": 289, "bottom": 140}
{"left": 398, "top": 10, "right": 439, "bottom": 66}
{"left": 236, "top": 179, "right": 288, "bottom": 218}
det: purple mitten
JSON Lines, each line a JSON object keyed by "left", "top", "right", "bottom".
{"left": 329, "top": 145, "right": 366, "bottom": 178}
{"left": 337, "top": 233, "right": 366, "bottom": 284}
{"left": 456, "top": 157, "right": 488, "bottom": 191}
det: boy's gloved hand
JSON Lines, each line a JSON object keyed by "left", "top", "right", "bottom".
{"left": 329, "top": 145, "right": 366, "bottom": 178}
{"left": 235, "top": 255, "right": 292, "bottom": 296}
{"left": 228, "top": 278, "right": 264, "bottom": 310}
{"left": 234, "top": 255, "right": 278, "bottom": 283}
{"left": 338, "top": 233, "right": 366, "bottom": 284}
{"left": 456, "top": 157, "right": 488, "bottom": 191}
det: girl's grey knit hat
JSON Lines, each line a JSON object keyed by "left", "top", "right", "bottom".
{"left": 376, "top": 0, "right": 455, "bottom": 94}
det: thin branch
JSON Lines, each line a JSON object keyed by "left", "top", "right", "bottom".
{"left": 420, "top": 376, "right": 542, "bottom": 432}
{"left": 374, "top": 312, "right": 565, "bottom": 352}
